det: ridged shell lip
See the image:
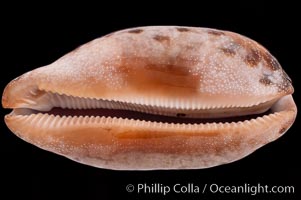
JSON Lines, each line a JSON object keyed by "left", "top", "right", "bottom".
{"left": 4, "top": 91, "right": 296, "bottom": 126}
{"left": 1, "top": 26, "right": 298, "bottom": 170}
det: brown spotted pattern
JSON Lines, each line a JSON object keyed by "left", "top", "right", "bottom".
{"left": 278, "top": 127, "right": 287, "bottom": 134}
{"left": 153, "top": 35, "right": 170, "bottom": 42}
{"left": 261, "top": 51, "right": 281, "bottom": 71}
{"left": 2, "top": 26, "right": 296, "bottom": 170}
{"left": 36, "top": 26, "right": 293, "bottom": 105}
{"left": 207, "top": 30, "right": 225, "bottom": 36}
{"left": 176, "top": 27, "right": 190, "bottom": 32}
{"left": 244, "top": 49, "right": 261, "bottom": 67}
{"left": 128, "top": 29, "right": 144, "bottom": 34}
{"left": 220, "top": 47, "right": 236, "bottom": 56}
{"left": 259, "top": 77, "right": 272, "bottom": 85}
{"left": 223, "top": 31, "right": 282, "bottom": 75}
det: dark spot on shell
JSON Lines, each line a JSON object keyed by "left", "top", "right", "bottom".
{"left": 176, "top": 113, "right": 186, "bottom": 117}
{"left": 220, "top": 47, "right": 236, "bottom": 56}
{"left": 207, "top": 30, "right": 225, "bottom": 36}
{"left": 279, "top": 127, "right": 287, "bottom": 134}
{"left": 153, "top": 35, "right": 170, "bottom": 42}
{"left": 259, "top": 77, "right": 272, "bottom": 85}
{"left": 185, "top": 44, "right": 194, "bottom": 50}
{"left": 103, "top": 127, "right": 112, "bottom": 132}
{"left": 262, "top": 51, "right": 281, "bottom": 71}
{"left": 176, "top": 27, "right": 190, "bottom": 32}
{"left": 220, "top": 42, "right": 240, "bottom": 57}
{"left": 244, "top": 49, "right": 261, "bottom": 67}
{"left": 128, "top": 29, "right": 144, "bottom": 34}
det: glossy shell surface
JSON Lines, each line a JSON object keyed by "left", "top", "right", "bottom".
{"left": 2, "top": 26, "right": 297, "bottom": 170}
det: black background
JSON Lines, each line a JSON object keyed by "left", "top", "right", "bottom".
{"left": 1, "top": 3, "right": 300, "bottom": 200}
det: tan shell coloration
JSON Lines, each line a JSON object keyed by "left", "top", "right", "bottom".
{"left": 2, "top": 26, "right": 297, "bottom": 170}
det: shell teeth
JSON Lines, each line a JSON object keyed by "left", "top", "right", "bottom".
{"left": 47, "top": 91, "right": 269, "bottom": 111}
{"left": 19, "top": 90, "right": 277, "bottom": 119}
{"left": 10, "top": 110, "right": 285, "bottom": 130}
{"left": 44, "top": 90, "right": 270, "bottom": 110}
